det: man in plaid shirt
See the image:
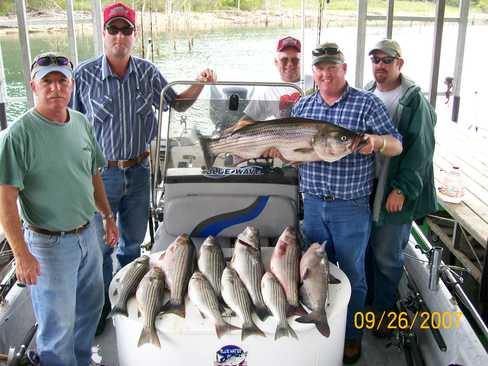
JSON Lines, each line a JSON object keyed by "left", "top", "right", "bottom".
{"left": 292, "top": 42, "right": 402, "bottom": 364}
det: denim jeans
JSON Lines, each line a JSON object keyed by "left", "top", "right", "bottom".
{"left": 25, "top": 219, "right": 103, "bottom": 366}
{"left": 302, "top": 194, "right": 371, "bottom": 340}
{"left": 96, "top": 161, "right": 149, "bottom": 292}
{"left": 368, "top": 222, "right": 412, "bottom": 313}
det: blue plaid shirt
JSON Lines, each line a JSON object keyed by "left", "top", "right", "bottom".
{"left": 291, "top": 85, "right": 402, "bottom": 200}
{"left": 72, "top": 55, "right": 177, "bottom": 160}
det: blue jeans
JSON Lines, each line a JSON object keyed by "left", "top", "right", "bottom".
{"left": 26, "top": 219, "right": 103, "bottom": 366}
{"left": 96, "top": 161, "right": 149, "bottom": 292}
{"left": 368, "top": 222, "right": 412, "bottom": 313}
{"left": 302, "top": 194, "right": 371, "bottom": 340}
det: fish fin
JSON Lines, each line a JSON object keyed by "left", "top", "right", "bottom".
{"left": 287, "top": 304, "right": 308, "bottom": 317}
{"left": 241, "top": 320, "right": 265, "bottom": 340}
{"left": 275, "top": 319, "right": 299, "bottom": 341}
{"left": 302, "top": 268, "right": 310, "bottom": 281}
{"left": 295, "top": 310, "right": 330, "bottom": 337}
{"left": 112, "top": 288, "right": 119, "bottom": 296}
{"left": 137, "top": 326, "right": 161, "bottom": 348}
{"left": 255, "top": 304, "right": 271, "bottom": 321}
{"left": 161, "top": 300, "right": 186, "bottom": 318}
{"left": 329, "top": 274, "right": 341, "bottom": 284}
{"left": 215, "top": 320, "right": 240, "bottom": 339}
{"left": 199, "top": 310, "right": 206, "bottom": 319}
{"left": 137, "top": 310, "right": 142, "bottom": 319}
{"left": 230, "top": 119, "right": 256, "bottom": 132}
{"left": 198, "top": 134, "right": 217, "bottom": 168}
{"left": 293, "top": 147, "right": 314, "bottom": 153}
{"left": 107, "top": 304, "right": 128, "bottom": 318}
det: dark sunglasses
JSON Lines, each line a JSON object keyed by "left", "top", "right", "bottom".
{"left": 278, "top": 57, "right": 300, "bottom": 66}
{"left": 106, "top": 26, "right": 134, "bottom": 36}
{"left": 30, "top": 56, "right": 72, "bottom": 71}
{"left": 312, "top": 47, "right": 341, "bottom": 57}
{"left": 370, "top": 55, "right": 397, "bottom": 65}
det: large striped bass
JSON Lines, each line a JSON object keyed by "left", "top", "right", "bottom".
{"left": 136, "top": 267, "right": 166, "bottom": 348}
{"left": 109, "top": 255, "right": 150, "bottom": 318}
{"left": 198, "top": 236, "right": 225, "bottom": 301}
{"left": 199, "top": 117, "right": 365, "bottom": 167}
{"left": 159, "top": 234, "right": 196, "bottom": 318}
{"left": 296, "top": 243, "right": 340, "bottom": 337}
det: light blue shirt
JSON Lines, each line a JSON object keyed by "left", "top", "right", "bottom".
{"left": 72, "top": 55, "right": 177, "bottom": 160}
{"left": 291, "top": 85, "right": 402, "bottom": 200}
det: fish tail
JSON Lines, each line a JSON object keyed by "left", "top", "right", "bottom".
{"left": 215, "top": 320, "right": 240, "bottom": 339}
{"left": 137, "top": 326, "right": 161, "bottom": 348}
{"left": 255, "top": 304, "right": 272, "bottom": 321}
{"left": 275, "top": 319, "right": 298, "bottom": 341}
{"left": 198, "top": 134, "right": 217, "bottom": 168}
{"left": 295, "top": 310, "right": 330, "bottom": 337}
{"left": 241, "top": 320, "right": 265, "bottom": 340}
{"left": 286, "top": 304, "right": 308, "bottom": 318}
{"left": 107, "top": 304, "right": 128, "bottom": 318}
{"left": 161, "top": 300, "right": 186, "bottom": 318}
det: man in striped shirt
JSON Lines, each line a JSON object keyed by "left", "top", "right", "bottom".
{"left": 72, "top": 2, "right": 216, "bottom": 334}
{"left": 291, "top": 42, "right": 402, "bottom": 364}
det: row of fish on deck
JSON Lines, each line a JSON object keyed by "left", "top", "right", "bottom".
{"left": 109, "top": 226, "right": 341, "bottom": 349}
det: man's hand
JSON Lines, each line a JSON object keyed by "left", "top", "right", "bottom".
{"left": 262, "top": 147, "right": 286, "bottom": 161}
{"left": 103, "top": 217, "right": 119, "bottom": 247}
{"left": 385, "top": 190, "right": 405, "bottom": 212}
{"left": 15, "top": 250, "right": 40, "bottom": 285}
{"left": 356, "top": 134, "right": 381, "bottom": 155}
{"left": 197, "top": 69, "right": 217, "bottom": 83}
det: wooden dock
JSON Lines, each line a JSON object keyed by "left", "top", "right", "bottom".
{"left": 429, "top": 120, "right": 488, "bottom": 281}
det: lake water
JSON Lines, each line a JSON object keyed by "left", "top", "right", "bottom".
{"left": 1, "top": 23, "right": 487, "bottom": 130}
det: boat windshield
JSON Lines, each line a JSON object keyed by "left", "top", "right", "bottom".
{"left": 158, "top": 82, "right": 304, "bottom": 176}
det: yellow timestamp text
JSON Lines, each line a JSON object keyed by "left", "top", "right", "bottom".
{"left": 354, "top": 311, "right": 463, "bottom": 330}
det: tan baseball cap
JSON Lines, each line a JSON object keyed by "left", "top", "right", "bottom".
{"left": 369, "top": 39, "right": 402, "bottom": 58}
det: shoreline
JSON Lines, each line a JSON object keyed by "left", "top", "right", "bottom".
{"left": 1, "top": 9, "right": 488, "bottom": 36}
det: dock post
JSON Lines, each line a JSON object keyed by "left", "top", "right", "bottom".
{"left": 428, "top": 0, "right": 446, "bottom": 108}
{"left": 355, "top": 0, "right": 367, "bottom": 88}
{"left": 91, "top": 0, "right": 104, "bottom": 56}
{"left": 0, "top": 43, "right": 7, "bottom": 130}
{"left": 67, "top": 0, "right": 79, "bottom": 67}
{"left": 451, "top": 0, "right": 470, "bottom": 122}
{"left": 15, "top": 0, "right": 34, "bottom": 108}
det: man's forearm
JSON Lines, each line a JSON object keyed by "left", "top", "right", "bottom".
{"left": 0, "top": 185, "right": 29, "bottom": 257}
{"left": 377, "top": 134, "right": 403, "bottom": 157}
{"left": 92, "top": 172, "right": 113, "bottom": 218}
{"left": 172, "top": 85, "right": 205, "bottom": 112}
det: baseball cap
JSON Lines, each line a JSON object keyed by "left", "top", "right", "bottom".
{"left": 312, "top": 42, "right": 345, "bottom": 65}
{"left": 277, "top": 36, "right": 301, "bottom": 52}
{"left": 369, "top": 39, "right": 402, "bottom": 58}
{"left": 103, "top": 2, "right": 136, "bottom": 27}
{"left": 30, "top": 52, "right": 73, "bottom": 80}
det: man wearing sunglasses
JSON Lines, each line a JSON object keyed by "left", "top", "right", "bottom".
{"left": 365, "top": 39, "right": 437, "bottom": 338}
{"left": 72, "top": 2, "right": 216, "bottom": 335}
{"left": 290, "top": 42, "right": 403, "bottom": 364}
{"left": 243, "top": 36, "right": 305, "bottom": 121}
{"left": 0, "top": 52, "right": 118, "bottom": 366}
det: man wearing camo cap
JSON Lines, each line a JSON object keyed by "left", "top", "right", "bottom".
{"left": 365, "top": 39, "right": 437, "bottom": 338}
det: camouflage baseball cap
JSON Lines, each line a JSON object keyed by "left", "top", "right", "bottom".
{"left": 312, "top": 42, "right": 345, "bottom": 65}
{"left": 369, "top": 39, "right": 402, "bottom": 58}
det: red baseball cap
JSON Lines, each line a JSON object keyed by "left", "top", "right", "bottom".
{"left": 277, "top": 36, "right": 301, "bottom": 52}
{"left": 103, "top": 2, "right": 135, "bottom": 27}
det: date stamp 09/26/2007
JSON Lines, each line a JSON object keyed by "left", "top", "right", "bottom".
{"left": 354, "top": 311, "right": 464, "bottom": 330}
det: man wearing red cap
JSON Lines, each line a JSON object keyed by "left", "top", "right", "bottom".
{"left": 243, "top": 36, "right": 304, "bottom": 120}
{"left": 72, "top": 2, "right": 216, "bottom": 335}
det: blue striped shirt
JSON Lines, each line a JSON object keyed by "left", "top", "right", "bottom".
{"left": 72, "top": 55, "right": 177, "bottom": 160}
{"left": 291, "top": 85, "right": 402, "bottom": 200}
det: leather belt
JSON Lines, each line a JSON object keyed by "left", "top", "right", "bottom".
{"left": 28, "top": 221, "right": 89, "bottom": 236}
{"left": 107, "top": 151, "right": 149, "bottom": 169}
{"left": 308, "top": 193, "right": 335, "bottom": 201}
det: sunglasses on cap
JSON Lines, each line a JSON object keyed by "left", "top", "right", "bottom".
{"left": 370, "top": 55, "right": 397, "bottom": 65}
{"left": 106, "top": 25, "right": 135, "bottom": 36}
{"left": 312, "top": 46, "right": 341, "bottom": 57}
{"left": 30, "top": 55, "right": 73, "bottom": 71}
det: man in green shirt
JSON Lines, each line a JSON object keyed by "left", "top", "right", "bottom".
{"left": 0, "top": 52, "right": 118, "bottom": 366}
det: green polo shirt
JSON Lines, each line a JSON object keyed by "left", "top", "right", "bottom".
{"left": 0, "top": 108, "right": 106, "bottom": 231}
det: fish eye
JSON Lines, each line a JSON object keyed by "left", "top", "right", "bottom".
{"left": 340, "top": 135, "right": 348, "bottom": 142}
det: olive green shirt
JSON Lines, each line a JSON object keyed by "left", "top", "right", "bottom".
{"left": 0, "top": 108, "right": 106, "bottom": 230}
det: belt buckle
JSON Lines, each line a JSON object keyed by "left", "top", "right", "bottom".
{"left": 322, "top": 194, "right": 335, "bottom": 201}
{"left": 117, "top": 160, "right": 126, "bottom": 169}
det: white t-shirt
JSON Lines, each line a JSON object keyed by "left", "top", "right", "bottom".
{"left": 373, "top": 85, "right": 402, "bottom": 120}
{"left": 243, "top": 84, "right": 302, "bottom": 121}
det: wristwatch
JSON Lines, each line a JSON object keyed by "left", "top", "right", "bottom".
{"left": 393, "top": 188, "right": 403, "bottom": 196}
{"left": 102, "top": 212, "right": 114, "bottom": 221}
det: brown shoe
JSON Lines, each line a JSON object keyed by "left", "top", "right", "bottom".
{"left": 343, "top": 338, "right": 362, "bottom": 364}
